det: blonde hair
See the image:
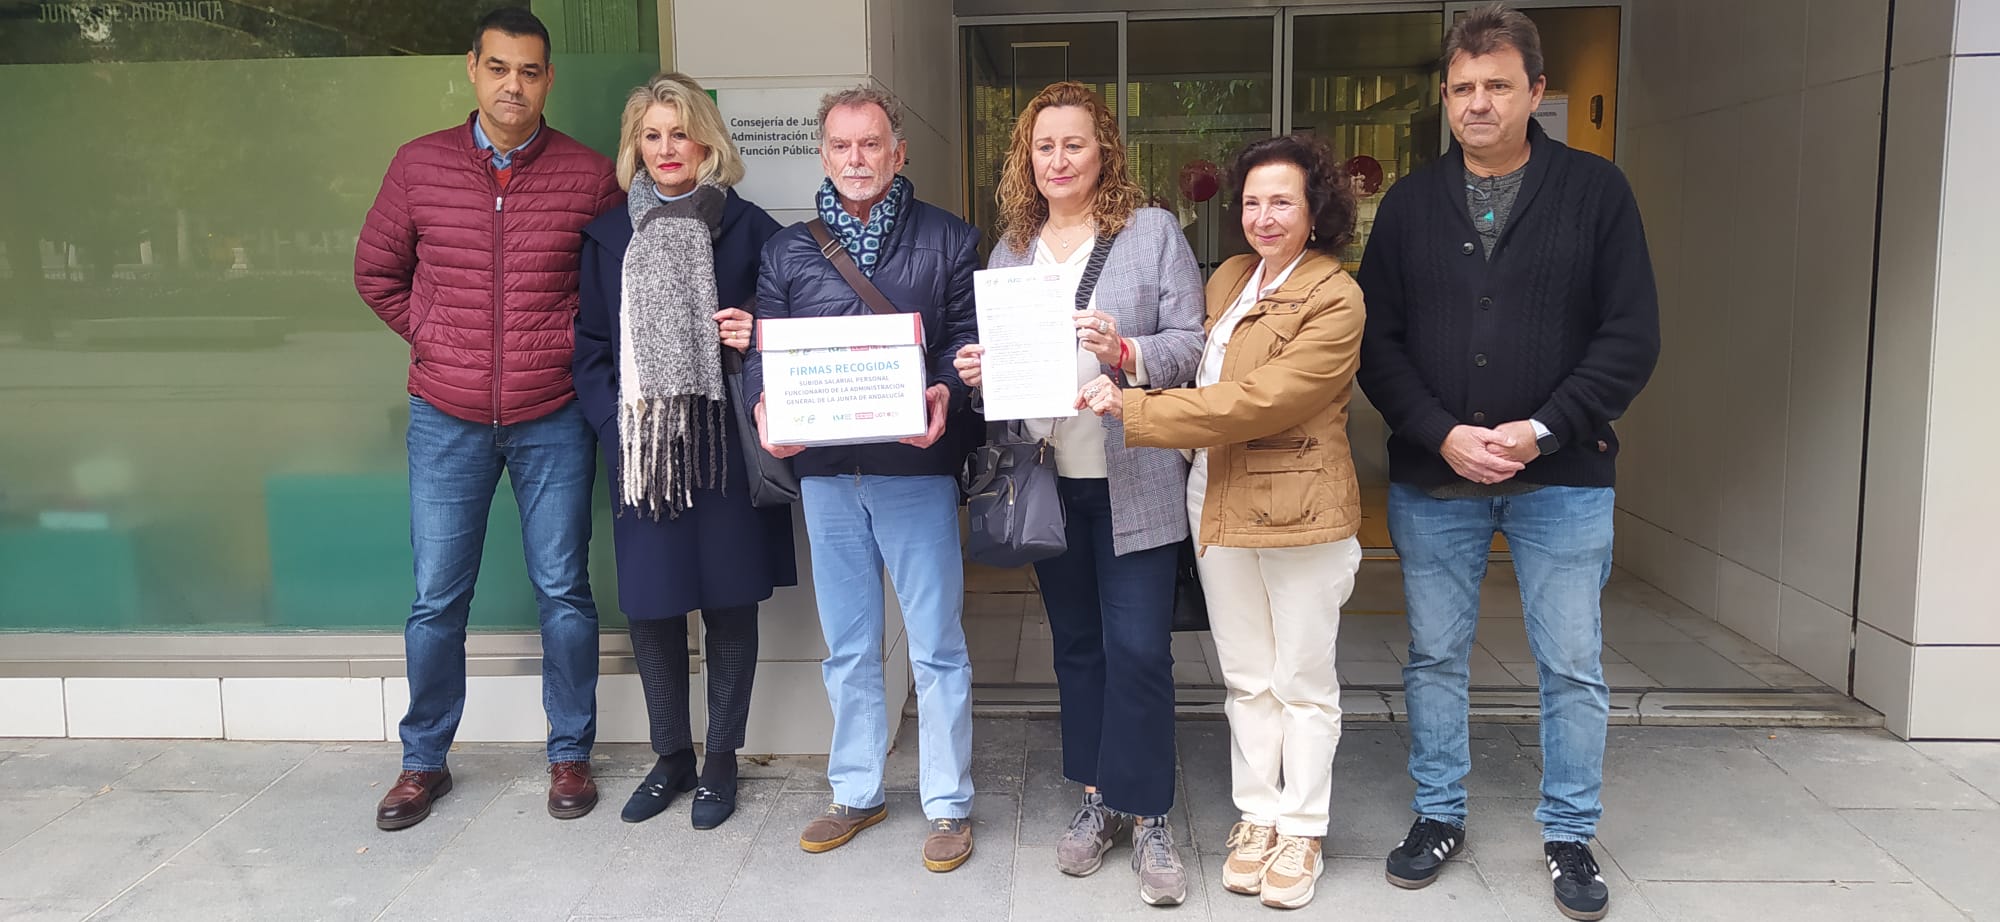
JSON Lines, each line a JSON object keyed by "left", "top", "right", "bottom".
{"left": 996, "top": 81, "right": 1146, "bottom": 252}
{"left": 614, "top": 72, "right": 744, "bottom": 191}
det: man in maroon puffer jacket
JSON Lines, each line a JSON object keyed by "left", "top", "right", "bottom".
{"left": 353, "top": 7, "right": 623, "bottom": 832}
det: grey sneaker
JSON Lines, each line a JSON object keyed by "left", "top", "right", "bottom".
{"left": 1055, "top": 791, "right": 1124, "bottom": 876}
{"left": 1131, "top": 815, "right": 1188, "bottom": 906}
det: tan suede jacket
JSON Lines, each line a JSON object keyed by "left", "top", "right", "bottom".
{"left": 1121, "top": 251, "right": 1365, "bottom": 549}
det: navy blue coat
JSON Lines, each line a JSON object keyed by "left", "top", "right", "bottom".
{"left": 574, "top": 189, "right": 798, "bottom": 620}
{"left": 745, "top": 191, "right": 981, "bottom": 480}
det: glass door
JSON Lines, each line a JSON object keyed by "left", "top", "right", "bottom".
{"left": 1124, "top": 14, "right": 1279, "bottom": 274}
{"left": 1288, "top": 7, "right": 1446, "bottom": 551}
{"left": 961, "top": 19, "right": 1121, "bottom": 259}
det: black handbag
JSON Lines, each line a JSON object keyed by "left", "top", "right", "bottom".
{"left": 1169, "top": 538, "right": 1209, "bottom": 632}
{"left": 960, "top": 420, "right": 1067, "bottom": 568}
{"left": 723, "top": 340, "right": 799, "bottom": 508}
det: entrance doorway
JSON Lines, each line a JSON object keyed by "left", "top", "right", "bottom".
{"left": 954, "top": 3, "right": 1841, "bottom": 712}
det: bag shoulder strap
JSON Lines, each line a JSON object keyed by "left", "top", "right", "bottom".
{"left": 1074, "top": 231, "right": 1116, "bottom": 312}
{"left": 807, "top": 219, "right": 900, "bottom": 316}
{"left": 1077, "top": 231, "right": 1126, "bottom": 385}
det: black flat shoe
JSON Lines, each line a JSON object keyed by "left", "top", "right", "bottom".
{"left": 621, "top": 759, "right": 696, "bottom": 824}
{"left": 689, "top": 784, "right": 736, "bottom": 830}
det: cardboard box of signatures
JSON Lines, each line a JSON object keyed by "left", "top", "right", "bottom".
{"left": 758, "top": 312, "right": 928, "bottom": 447}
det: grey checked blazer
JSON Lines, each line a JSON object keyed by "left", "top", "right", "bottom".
{"left": 987, "top": 207, "right": 1206, "bottom": 555}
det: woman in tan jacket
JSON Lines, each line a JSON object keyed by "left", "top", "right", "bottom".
{"left": 1079, "top": 133, "right": 1364, "bottom": 911}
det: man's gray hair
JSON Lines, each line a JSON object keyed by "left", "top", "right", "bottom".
{"left": 817, "top": 85, "right": 906, "bottom": 142}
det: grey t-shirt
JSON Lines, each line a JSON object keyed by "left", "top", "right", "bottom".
{"left": 1426, "top": 164, "right": 1541, "bottom": 500}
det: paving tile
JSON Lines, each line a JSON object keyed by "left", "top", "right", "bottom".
{"left": 1689, "top": 624, "right": 1789, "bottom": 664}
{"left": 1010, "top": 844, "right": 1213, "bottom": 918}
{"left": 0, "top": 791, "right": 89, "bottom": 853}
{"left": 0, "top": 739, "right": 171, "bottom": 797}
{"left": 714, "top": 791, "right": 1018, "bottom": 922}
{"left": 1743, "top": 660, "right": 1835, "bottom": 689}
{"left": 0, "top": 898, "right": 103, "bottom": 922}
{"left": 1601, "top": 610, "right": 1698, "bottom": 644}
{"left": 1613, "top": 642, "right": 1766, "bottom": 688}
{"left": 1018, "top": 749, "right": 1190, "bottom": 846}
{"left": 114, "top": 741, "right": 319, "bottom": 795}
{"left": 1754, "top": 729, "right": 1995, "bottom": 810}
{"left": 0, "top": 788, "right": 246, "bottom": 904}
{"left": 378, "top": 777, "right": 641, "bottom": 922}
{"left": 781, "top": 715, "right": 1024, "bottom": 798}
{"left": 1337, "top": 634, "right": 1403, "bottom": 664}
{"left": 1912, "top": 741, "right": 2000, "bottom": 802}
{"left": 1025, "top": 717, "right": 1064, "bottom": 751}
{"left": 1638, "top": 691, "right": 1884, "bottom": 727}
{"left": 1209, "top": 857, "right": 1510, "bottom": 920}
{"left": 1596, "top": 745, "right": 1910, "bottom": 882}
{"left": 90, "top": 858, "right": 406, "bottom": 922}
{"left": 175, "top": 747, "right": 519, "bottom": 871}
{"left": 1605, "top": 663, "right": 1664, "bottom": 688}
{"left": 1841, "top": 808, "right": 2000, "bottom": 918}
{"left": 1469, "top": 799, "right": 1665, "bottom": 922}
{"left": 570, "top": 779, "right": 786, "bottom": 921}
{"left": 1340, "top": 661, "right": 1407, "bottom": 686}
{"left": 1639, "top": 880, "right": 1965, "bottom": 922}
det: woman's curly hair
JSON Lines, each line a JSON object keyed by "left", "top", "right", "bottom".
{"left": 996, "top": 82, "right": 1149, "bottom": 253}
{"left": 1227, "top": 132, "right": 1356, "bottom": 254}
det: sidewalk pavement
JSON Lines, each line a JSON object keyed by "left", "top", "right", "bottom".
{"left": 0, "top": 720, "right": 1995, "bottom": 921}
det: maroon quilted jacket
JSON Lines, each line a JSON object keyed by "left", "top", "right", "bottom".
{"left": 355, "top": 113, "right": 623, "bottom": 425}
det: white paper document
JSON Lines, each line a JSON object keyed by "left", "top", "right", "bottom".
{"left": 974, "top": 266, "right": 1081, "bottom": 422}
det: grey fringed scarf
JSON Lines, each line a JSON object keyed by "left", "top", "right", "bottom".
{"left": 617, "top": 175, "right": 728, "bottom": 519}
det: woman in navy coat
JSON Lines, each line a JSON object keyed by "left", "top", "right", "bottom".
{"left": 573, "top": 73, "right": 795, "bottom": 830}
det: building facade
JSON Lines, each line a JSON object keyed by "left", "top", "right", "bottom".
{"left": 0, "top": 0, "right": 1994, "bottom": 747}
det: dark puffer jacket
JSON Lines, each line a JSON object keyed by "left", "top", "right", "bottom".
{"left": 355, "top": 112, "right": 623, "bottom": 425}
{"left": 745, "top": 190, "right": 980, "bottom": 479}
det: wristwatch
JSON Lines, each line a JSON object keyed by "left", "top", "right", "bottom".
{"left": 1531, "top": 418, "right": 1559, "bottom": 456}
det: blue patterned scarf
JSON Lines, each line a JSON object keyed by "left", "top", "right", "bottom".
{"left": 815, "top": 174, "right": 911, "bottom": 278}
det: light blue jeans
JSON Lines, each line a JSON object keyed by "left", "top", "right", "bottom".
{"left": 1389, "top": 482, "right": 1614, "bottom": 843}
{"left": 801, "top": 474, "right": 973, "bottom": 820}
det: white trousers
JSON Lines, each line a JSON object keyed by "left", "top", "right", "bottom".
{"left": 1189, "top": 451, "right": 1363, "bottom": 837}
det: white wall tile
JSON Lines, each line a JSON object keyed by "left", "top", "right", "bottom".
{"left": 674, "top": 0, "right": 869, "bottom": 79}
{"left": 1736, "top": 0, "right": 1812, "bottom": 104}
{"left": 1717, "top": 559, "right": 1783, "bottom": 651}
{"left": 221, "top": 678, "right": 383, "bottom": 741}
{"left": 1913, "top": 54, "right": 2000, "bottom": 646}
{"left": 1808, "top": 0, "right": 1892, "bottom": 87}
{"left": 1852, "top": 624, "right": 1914, "bottom": 737}
{"left": 65, "top": 678, "right": 221, "bottom": 739}
{"left": 382, "top": 675, "right": 546, "bottom": 744}
{"left": 1859, "top": 54, "right": 1951, "bottom": 641}
{"left": 1957, "top": 0, "right": 2000, "bottom": 54}
{"left": 1893, "top": 0, "right": 1959, "bottom": 65}
{"left": 1907, "top": 644, "right": 2000, "bottom": 739}
{"left": 1782, "top": 75, "right": 1879, "bottom": 613}
{"left": 595, "top": 674, "right": 652, "bottom": 745}
{"left": 740, "top": 660, "right": 835, "bottom": 755}
{"left": 0, "top": 678, "right": 67, "bottom": 737}
{"left": 1778, "top": 587, "right": 1854, "bottom": 690}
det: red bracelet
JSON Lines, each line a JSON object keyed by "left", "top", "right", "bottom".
{"left": 1118, "top": 337, "right": 1130, "bottom": 370}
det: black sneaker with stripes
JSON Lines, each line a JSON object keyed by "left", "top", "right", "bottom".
{"left": 1545, "top": 840, "right": 1610, "bottom": 921}
{"left": 1385, "top": 818, "right": 1465, "bottom": 889}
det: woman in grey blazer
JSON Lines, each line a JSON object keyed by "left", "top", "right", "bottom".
{"left": 953, "top": 81, "right": 1204, "bottom": 907}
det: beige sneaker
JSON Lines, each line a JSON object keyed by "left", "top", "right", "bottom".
{"left": 1260, "top": 835, "right": 1325, "bottom": 909}
{"left": 1222, "top": 821, "right": 1277, "bottom": 894}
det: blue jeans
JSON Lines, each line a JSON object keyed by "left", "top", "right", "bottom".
{"left": 801, "top": 474, "right": 973, "bottom": 820}
{"left": 1389, "top": 482, "right": 1614, "bottom": 843}
{"left": 1033, "top": 478, "right": 1179, "bottom": 818}
{"left": 400, "top": 396, "right": 600, "bottom": 771}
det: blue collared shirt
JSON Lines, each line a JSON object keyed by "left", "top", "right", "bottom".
{"left": 472, "top": 118, "right": 540, "bottom": 170}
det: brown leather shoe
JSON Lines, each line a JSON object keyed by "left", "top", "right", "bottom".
{"left": 799, "top": 802, "right": 888, "bottom": 853}
{"left": 548, "top": 760, "right": 598, "bottom": 819}
{"left": 376, "top": 769, "right": 452, "bottom": 831}
{"left": 923, "top": 817, "right": 974, "bottom": 872}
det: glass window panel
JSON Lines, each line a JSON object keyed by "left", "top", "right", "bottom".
{"left": 1126, "top": 16, "right": 1275, "bottom": 274}
{"left": 960, "top": 20, "right": 1120, "bottom": 259}
{"left": 0, "top": 0, "right": 658, "bottom": 631}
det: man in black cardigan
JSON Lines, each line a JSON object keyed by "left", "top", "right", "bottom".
{"left": 1356, "top": 6, "right": 1658, "bottom": 921}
